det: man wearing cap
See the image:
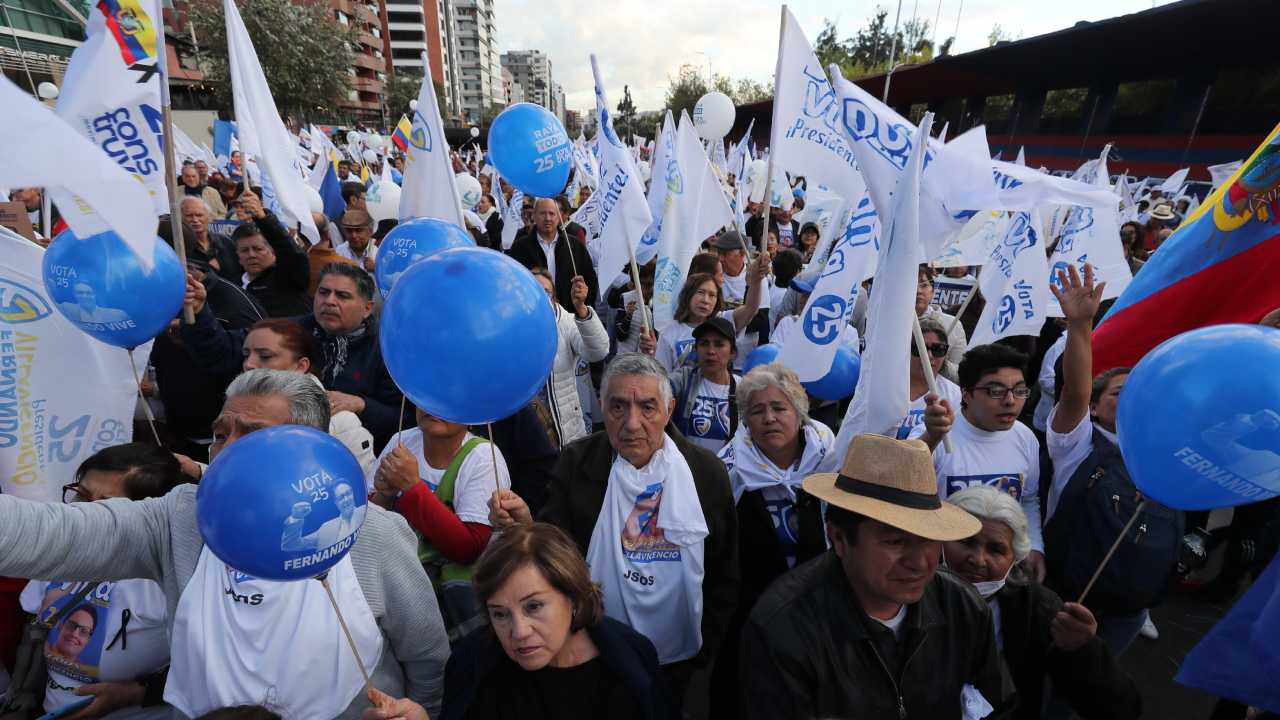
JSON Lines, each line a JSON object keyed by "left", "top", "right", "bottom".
{"left": 740, "top": 434, "right": 1003, "bottom": 719}
{"left": 336, "top": 208, "right": 378, "bottom": 274}
{"left": 712, "top": 230, "right": 772, "bottom": 368}
{"left": 670, "top": 317, "right": 740, "bottom": 454}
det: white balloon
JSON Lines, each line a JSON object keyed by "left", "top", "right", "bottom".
{"left": 455, "top": 173, "right": 482, "bottom": 207}
{"left": 367, "top": 133, "right": 384, "bottom": 150}
{"left": 346, "top": 131, "right": 360, "bottom": 145}
{"left": 469, "top": 126, "right": 480, "bottom": 138}
{"left": 409, "top": 99, "right": 419, "bottom": 111}
{"left": 693, "top": 91, "right": 735, "bottom": 139}
{"left": 303, "top": 185, "right": 324, "bottom": 215}
{"left": 36, "top": 81, "right": 59, "bottom": 100}
{"left": 362, "top": 148, "right": 378, "bottom": 165}
{"left": 636, "top": 160, "right": 651, "bottom": 183}
{"left": 366, "top": 181, "right": 402, "bottom": 223}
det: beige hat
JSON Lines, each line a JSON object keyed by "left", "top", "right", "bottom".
{"left": 1149, "top": 203, "right": 1176, "bottom": 221}
{"left": 803, "top": 434, "right": 980, "bottom": 541}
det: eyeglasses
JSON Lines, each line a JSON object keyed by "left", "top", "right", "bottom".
{"left": 62, "top": 483, "right": 91, "bottom": 504}
{"left": 911, "top": 342, "right": 950, "bottom": 359}
{"left": 974, "top": 383, "right": 1031, "bottom": 400}
{"left": 61, "top": 618, "right": 94, "bottom": 639}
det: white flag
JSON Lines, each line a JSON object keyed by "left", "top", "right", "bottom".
{"left": 779, "top": 186, "right": 880, "bottom": 382}
{"left": 55, "top": 0, "right": 167, "bottom": 217}
{"left": 651, "top": 114, "right": 735, "bottom": 332}
{"left": 500, "top": 188, "right": 525, "bottom": 250}
{"left": 770, "top": 8, "right": 868, "bottom": 202}
{"left": 1208, "top": 160, "right": 1243, "bottom": 191}
{"left": 0, "top": 229, "right": 142, "bottom": 503}
{"left": 224, "top": 0, "right": 319, "bottom": 243}
{"left": 970, "top": 209, "right": 1051, "bottom": 346}
{"left": 0, "top": 77, "right": 157, "bottom": 267}
{"left": 636, "top": 111, "right": 676, "bottom": 264}
{"left": 793, "top": 184, "right": 851, "bottom": 266}
{"left": 1158, "top": 167, "right": 1190, "bottom": 194}
{"left": 830, "top": 114, "right": 933, "bottom": 459}
{"left": 396, "top": 53, "right": 464, "bottom": 226}
{"left": 1045, "top": 146, "right": 1131, "bottom": 316}
{"left": 588, "top": 55, "right": 653, "bottom": 290}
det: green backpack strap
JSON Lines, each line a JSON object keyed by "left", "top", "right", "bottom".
{"left": 434, "top": 436, "right": 487, "bottom": 508}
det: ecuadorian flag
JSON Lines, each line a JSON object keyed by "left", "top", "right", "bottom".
{"left": 392, "top": 115, "right": 412, "bottom": 153}
{"left": 1093, "top": 122, "right": 1280, "bottom": 371}
{"left": 97, "top": 0, "right": 158, "bottom": 65}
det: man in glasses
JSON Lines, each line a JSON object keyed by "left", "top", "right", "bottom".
{"left": 912, "top": 342, "right": 1045, "bottom": 581}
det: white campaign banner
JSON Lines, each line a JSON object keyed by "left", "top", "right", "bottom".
{"left": 396, "top": 52, "right": 464, "bottom": 227}
{"left": 0, "top": 230, "right": 140, "bottom": 503}
{"left": 793, "top": 185, "right": 849, "bottom": 265}
{"left": 778, "top": 188, "right": 879, "bottom": 381}
{"left": 636, "top": 111, "right": 677, "bottom": 265}
{"left": 1044, "top": 203, "right": 1131, "bottom": 317}
{"left": 971, "top": 210, "right": 1051, "bottom": 346}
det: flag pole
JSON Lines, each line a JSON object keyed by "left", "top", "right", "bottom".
{"left": 758, "top": 4, "right": 788, "bottom": 256}
{"left": 912, "top": 315, "right": 953, "bottom": 453}
{"left": 154, "top": 18, "right": 195, "bottom": 324}
{"left": 625, "top": 241, "right": 651, "bottom": 338}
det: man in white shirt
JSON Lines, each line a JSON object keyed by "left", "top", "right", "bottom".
{"left": 335, "top": 208, "right": 377, "bottom": 274}
{"left": 914, "top": 342, "right": 1045, "bottom": 581}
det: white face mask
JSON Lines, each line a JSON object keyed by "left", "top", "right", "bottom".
{"left": 943, "top": 550, "right": 1015, "bottom": 599}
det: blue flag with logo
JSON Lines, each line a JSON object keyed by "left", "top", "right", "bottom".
{"left": 1176, "top": 554, "right": 1280, "bottom": 713}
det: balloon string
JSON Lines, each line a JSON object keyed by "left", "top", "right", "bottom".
{"left": 127, "top": 348, "right": 162, "bottom": 447}
{"left": 487, "top": 422, "right": 500, "bottom": 494}
{"left": 1077, "top": 500, "right": 1149, "bottom": 605}
{"left": 320, "top": 575, "right": 374, "bottom": 696}
{"left": 396, "top": 395, "right": 407, "bottom": 447}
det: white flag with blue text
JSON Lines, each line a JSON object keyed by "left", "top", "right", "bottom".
{"left": 588, "top": 55, "right": 653, "bottom": 290}
{"left": 652, "top": 113, "right": 736, "bottom": 332}
{"left": 970, "top": 209, "right": 1051, "bottom": 345}
{"left": 636, "top": 111, "right": 676, "bottom": 265}
{"left": 224, "top": 0, "right": 319, "bottom": 243}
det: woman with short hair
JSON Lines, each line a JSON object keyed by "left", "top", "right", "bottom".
{"left": 655, "top": 259, "right": 766, "bottom": 375}
{"left": 944, "top": 485, "right": 1141, "bottom": 720}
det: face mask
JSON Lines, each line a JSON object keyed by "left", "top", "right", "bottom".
{"left": 943, "top": 550, "right": 1014, "bottom": 599}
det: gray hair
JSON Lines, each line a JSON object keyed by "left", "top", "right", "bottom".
{"left": 946, "top": 485, "right": 1032, "bottom": 562}
{"left": 737, "top": 362, "right": 809, "bottom": 422}
{"left": 601, "top": 353, "right": 671, "bottom": 407}
{"left": 917, "top": 316, "right": 946, "bottom": 341}
{"left": 225, "top": 368, "right": 330, "bottom": 431}
{"left": 179, "top": 195, "right": 211, "bottom": 215}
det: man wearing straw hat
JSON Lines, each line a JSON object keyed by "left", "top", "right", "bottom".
{"left": 739, "top": 433, "right": 1005, "bottom": 719}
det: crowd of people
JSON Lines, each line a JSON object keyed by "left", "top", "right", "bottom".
{"left": 1, "top": 129, "right": 1278, "bottom": 720}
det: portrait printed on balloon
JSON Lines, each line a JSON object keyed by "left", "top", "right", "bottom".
{"left": 279, "top": 473, "right": 367, "bottom": 573}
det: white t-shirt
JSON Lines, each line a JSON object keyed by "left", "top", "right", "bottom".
{"left": 1043, "top": 405, "right": 1118, "bottom": 522}
{"left": 20, "top": 579, "right": 170, "bottom": 719}
{"left": 911, "top": 412, "right": 1044, "bottom": 552}
{"left": 896, "top": 376, "right": 963, "bottom": 440}
{"left": 370, "top": 429, "right": 510, "bottom": 525}
{"left": 872, "top": 604, "right": 908, "bottom": 641}
{"left": 655, "top": 310, "right": 736, "bottom": 374}
{"left": 722, "top": 268, "right": 747, "bottom": 304}
{"left": 335, "top": 241, "right": 378, "bottom": 264}
{"left": 677, "top": 376, "right": 738, "bottom": 453}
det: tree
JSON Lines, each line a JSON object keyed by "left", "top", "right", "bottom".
{"left": 190, "top": 0, "right": 359, "bottom": 120}
{"left": 386, "top": 71, "right": 423, "bottom": 120}
{"left": 815, "top": 9, "right": 936, "bottom": 79}
{"left": 733, "top": 77, "right": 773, "bottom": 104}
{"left": 663, "top": 64, "right": 709, "bottom": 121}
{"left": 988, "top": 23, "right": 1015, "bottom": 47}
{"left": 616, "top": 85, "right": 637, "bottom": 138}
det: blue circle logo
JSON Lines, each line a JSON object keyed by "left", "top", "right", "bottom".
{"left": 993, "top": 295, "right": 1016, "bottom": 333}
{"left": 802, "top": 294, "right": 848, "bottom": 345}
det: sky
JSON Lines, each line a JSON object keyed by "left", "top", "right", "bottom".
{"left": 492, "top": 0, "right": 1175, "bottom": 115}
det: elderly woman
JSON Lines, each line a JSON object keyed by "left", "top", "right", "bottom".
{"left": 944, "top": 485, "right": 1141, "bottom": 720}
{"left": 531, "top": 268, "right": 610, "bottom": 448}
{"left": 362, "top": 523, "right": 676, "bottom": 720}
{"left": 707, "top": 362, "right": 835, "bottom": 717}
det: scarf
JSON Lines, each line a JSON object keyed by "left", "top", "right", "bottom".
{"left": 718, "top": 420, "right": 834, "bottom": 502}
{"left": 318, "top": 322, "right": 368, "bottom": 385}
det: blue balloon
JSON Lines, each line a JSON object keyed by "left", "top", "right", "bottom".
{"left": 197, "top": 425, "right": 368, "bottom": 581}
{"left": 1117, "top": 324, "right": 1280, "bottom": 510}
{"left": 487, "top": 103, "right": 572, "bottom": 197}
{"left": 374, "top": 218, "right": 474, "bottom": 299}
{"left": 802, "top": 345, "right": 862, "bottom": 401}
{"left": 380, "top": 247, "right": 557, "bottom": 424}
{"left": 743, "top": 343, "right": 781, "bottom": 374}
{"left": 41, "top": 230, "right": 185, "bottom": 349}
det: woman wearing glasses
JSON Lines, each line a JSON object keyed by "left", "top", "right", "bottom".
{"left": 24, "top": 443, "right": 188, "bottom": 719}
{"left": 910, "top": 342, "right": 1047, "bottom": 582}
{"left": 896, "top": 317, "right": 963, "bottom": 439}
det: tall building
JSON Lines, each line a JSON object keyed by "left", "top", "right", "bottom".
{"left": 500, "top": 49, "right": 551, "bottom": 109}
{"left": 384, "top": 0, "right": 459, "bottom": 118}
{"left": 551, "top": 80, "right": 565, "bottom": 124}
{"left": 0, "top": 0, "right": 83, "bottom": 92}
{"left": 451, "top": 0, "right": 502, "bottom": 123}
{"left": 331, "top": 0, "right": 387, "bottom": 123}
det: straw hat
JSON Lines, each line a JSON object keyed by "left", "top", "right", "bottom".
{"left": 803, "top": 434, "right": 980, "bottom": 541}
{"left": 1149, "top": 203, "right": 1176, "bottom": 221}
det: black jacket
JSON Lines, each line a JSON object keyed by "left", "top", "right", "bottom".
{"left": 187, "top": 233, "right": 243, "bottom": 285}
{"left": 740, "top": 552, "right": 1005, "bottom": 720}
{"left": 538, "top": 426, "right": 739, "bottom": 667}
{"left": 440, "top": 617, "right": 678, "bottom": 720}
{"left": 507, "top": 228, "right": 598, "bottom": 313}
{"left": 996, "top": 580, "right": 1141, "bottom": 720}
{"left": 179, "top": 305, "right": 409, "bottom": 452}
{"left": 242, "top": 212, "right": 311, "bottom": 318}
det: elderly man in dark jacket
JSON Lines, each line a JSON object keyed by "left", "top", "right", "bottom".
{"left": 506, "top": 197, "right": 598, "bottom": 313}
{"left": 179, "top": 262, "right": 409, "bottom": 452}
{"left": 740, "top": 434, "right": 1006, "bottom": 720}
{"left": 490, "top": 353, "right": 738, "bottom": 707}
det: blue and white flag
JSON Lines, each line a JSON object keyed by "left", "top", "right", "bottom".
{"left": 397, "top": 52, "right": 464, "bottom": 227}
{"left": 636, "top": 110, "right": 676, "bottom": 264}
{"left": 829, "top": 113, "right": 932, "bottom": 460}
{"left": 1045, "top": 145, "right": 1132, "bottom": 316}
{"left": 588, "top": 55, "right": 653, "bottom": 290}
{"left": 56, "top": 0, "right": 167, "bottom": 216}
{"left": 652, "top": 113, "right": 736, "bottom": 332}
{"left": 970, "top": 209, "right": 1050, "bottom": 345}
{"left": 779, "top": 186, "right": 879, "bottom": 382}
{"left": 224, "top": 0, "right": 318, "bottom": 243}
{"left": 500, "top": 188, "right": 525, "bottom": 251}
{"left": 0, "top": 77, "right": 157, "bottom": 266}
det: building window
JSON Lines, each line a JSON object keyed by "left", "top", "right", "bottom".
{"left": 983, "top": 94, "right": 1015, "bottom": 134}
{"left": 1200, "top": 62, "right": 1280, "bottom": 135}
{"left": 1039, "top": 87, "right": 1089, "bottom": 134}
